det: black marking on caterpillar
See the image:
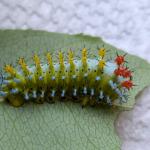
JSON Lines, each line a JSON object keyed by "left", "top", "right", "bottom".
{"left": 0, "top": 47, "right": 134, "bottom": 107}
{"left": 0, "top": 72, "right": 3, "bottom": 88}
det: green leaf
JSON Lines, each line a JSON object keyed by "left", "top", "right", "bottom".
{"left": 0, "top": 30, "right": 150, "bottom": 150}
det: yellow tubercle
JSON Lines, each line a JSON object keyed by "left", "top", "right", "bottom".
{"left": 98, "top": 59, "right": 106, "bottom": 70}
{"left": 98, "top": 47, "right": 106, "bottom": 58}
{"left": 82, "top": 47, "right": 87, "bottom": 58}
{"left": 18, "top": 57, "right": 30, "bottom": 76}
{"left": 81, "top": 48, "right": 87, "bottom": 67}
{"left": 68, "top": 50, "right": 74, "bottom": 64}
{"left": 82, "top": 57, "right": 87, "bottom": 65}
{"left": 33, "top": 54, "right": 41, "bottom": 67}
{"left": 4, "top": 65, "right": 16, "bottom": 76}
{"left": 68, "top": 50, "right": 75, "bottom": 72}
{"left": 46, "top": 52, "right": 54, "bottom": 71}
{"left": 33, "top": 54, "right": 42, "bottom": 74}
{"left": 45, "top": 52, "right": 55, "bottom": 83}
{"left": 46, "top": 52, "right": 53, "bottom": 65}
{"left": 58, "top": 51, "right": 65, "bottom": 70}
{"left": 4, "top": 64, "right": 25, "bottom": 85}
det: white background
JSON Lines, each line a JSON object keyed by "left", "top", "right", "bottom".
{"left": 0, "top": 0, "right": 150, "bottom": 149}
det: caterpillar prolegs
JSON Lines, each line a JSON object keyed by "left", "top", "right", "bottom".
{"left": 0, "top": 47, "right": 134, "bottom": 107}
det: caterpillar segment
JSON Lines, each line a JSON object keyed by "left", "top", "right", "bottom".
{"left": 0, "top": 47, "right": 134, "bottom": 107}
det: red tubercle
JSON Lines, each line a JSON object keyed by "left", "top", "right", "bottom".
{"left": 114, "top": 66, "right": 132, "bottom": 78}
{"left": 121, "top": 80, "right": 134, "bottom": 90}
{"left": 114, "top": 66, "right": 126, "bottom": 76}
{"left": 115, "top": 53, "right": 127, "bottom": 66}
{"left": 122, "top": 69, "right": 132, "bottom": 78}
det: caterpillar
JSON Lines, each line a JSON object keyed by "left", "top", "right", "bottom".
{"left": 0, "top": 47, "right": 134, "bottom": 107}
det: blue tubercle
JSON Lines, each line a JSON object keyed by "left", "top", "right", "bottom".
{"left": 0, "top": 91, "right": 7, "bottom": 97}
{"left": 10, "top": 88, "right": 19, "bottom": 94}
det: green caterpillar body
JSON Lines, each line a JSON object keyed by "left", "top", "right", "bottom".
{"left": 0, "top": 47, "right": 134, "bottom": 107}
